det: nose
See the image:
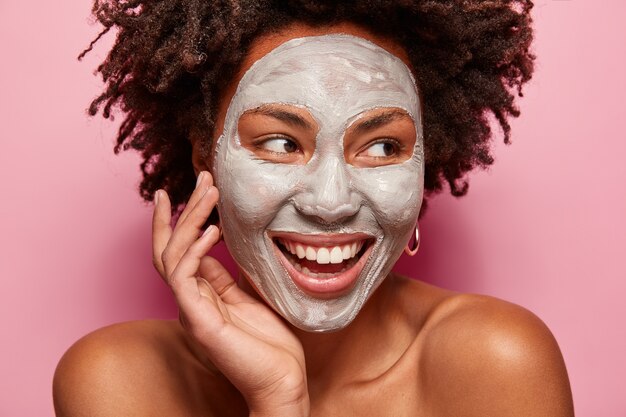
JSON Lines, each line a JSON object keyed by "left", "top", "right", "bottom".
{"left": 293, "top": 156, "right": 361, "bottom": 224}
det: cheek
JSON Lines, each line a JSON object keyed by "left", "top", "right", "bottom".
{"left": 215, "top": 150, "right": 299, "bottom": 227}
{"left": 350, "top": 165, "right": 423, "bottom": 230}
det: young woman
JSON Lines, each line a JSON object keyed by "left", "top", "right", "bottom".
{"left": 54, "top": 1, "right": 574, "bottom": 416}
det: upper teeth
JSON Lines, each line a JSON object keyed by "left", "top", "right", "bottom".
{"left": 278, "top": 239, "right": 364, "bottom": 265}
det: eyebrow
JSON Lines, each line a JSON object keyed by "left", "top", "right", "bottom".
{"left": 247, "top": 105, "right": 315, "bottom": 131}
{"left": 351, "top": 110, "right": 412, "bottom": 134}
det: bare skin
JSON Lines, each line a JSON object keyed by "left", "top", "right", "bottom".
{"left": 53, "top": 22, "right": 575, "bottom": 417}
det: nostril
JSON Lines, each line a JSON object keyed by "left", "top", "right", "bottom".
{"left": 314, "top": 204, "right": 359, "bottom": 221}
{"left": 293, "top": 157, "right": 361, "bottom": 223}
{"left": 292, "top": 199, "right": 360, "bottom": 224}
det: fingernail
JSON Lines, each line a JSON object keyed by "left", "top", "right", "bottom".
{"left": 196, "top": 172, "right": 204, "bottom": 188}
{"left": 202, "top": 225, "right": 216, "bottom": 237}
{"left": 154, "top": 190, "right": 160, "bottom": 205}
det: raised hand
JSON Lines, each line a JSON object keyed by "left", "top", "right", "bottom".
{"left": 152, "top": 172, "right": 310, "bottom": 417}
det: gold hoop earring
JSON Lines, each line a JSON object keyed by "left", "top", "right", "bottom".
{"left": 404, "top": 224, "right": 420, "bottom": 256}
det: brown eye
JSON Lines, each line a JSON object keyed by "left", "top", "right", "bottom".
{"left": 259, "top": 137, "right": 300, "bottom": 154}
{"left": 361, "top": 141, "right": 398, "bottom": 158}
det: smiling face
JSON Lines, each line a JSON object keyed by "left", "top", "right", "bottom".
{"left": 211, "top": 32, "right": 424, "bottom": 332}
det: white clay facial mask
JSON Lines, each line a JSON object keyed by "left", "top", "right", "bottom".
{"left": 213, "top": 34, "right": 424, "bottom": 332}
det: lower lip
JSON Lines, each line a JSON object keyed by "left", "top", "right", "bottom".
{"left": 273, "top": 243, "right": 374, "bottom": 299}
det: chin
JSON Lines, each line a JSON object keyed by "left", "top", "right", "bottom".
{"left": 238, "top": 231, "right": 397, "bottom": 332}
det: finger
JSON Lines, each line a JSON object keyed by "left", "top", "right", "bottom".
{"left": 152, "top": 189, "right": 172, "bottom": 277}
{"left": 198, "top": 256, "right": 257, "bottom": 304}
{"left": 196, "top": 277, "right": 233, "bottom": 320}
{"left": 161, "top": 185, "right": 219, "bottom": 277}
{"left": 168, "top": 225, "right": 220, "bottom": 298}
{"left": 170, "top": 227, "right": 233, "bottom": 334}
{"left": 178, "top": 171, "right": 214, "bottom": 225}
{"left": 178, "top": 277, "right": 230, "bottom": 338}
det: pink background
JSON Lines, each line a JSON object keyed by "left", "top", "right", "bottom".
{"left": 1, "top": 1, "right": 625, "bottom": 415}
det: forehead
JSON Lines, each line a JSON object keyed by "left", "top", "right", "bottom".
{"left": 225, "top": 34, "right": 421, "bottom": 126}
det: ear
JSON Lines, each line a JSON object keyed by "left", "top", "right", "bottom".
{"left": 190, "top": 132, "right": 211, "bottom": 176}
{"left": 190, "top": 132, "right": 222, "bottom": 225}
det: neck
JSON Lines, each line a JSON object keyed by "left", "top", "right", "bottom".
{"left": 236, "top": 271, "right": 412, "bottom": 388}
{"left": 240, "top": 275, "right": 405, "bottom": 394}
{"left": 297, "top": 279, "right": 394, "bottom": 365}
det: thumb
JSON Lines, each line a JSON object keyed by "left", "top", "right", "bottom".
{"left": 198, "top": 256, "right": 257, "bottom": 304}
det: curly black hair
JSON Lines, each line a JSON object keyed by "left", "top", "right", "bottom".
{"left": 81, "top": 0, "right": 534, "bottom": 214}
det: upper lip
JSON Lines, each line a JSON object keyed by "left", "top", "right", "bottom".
{"left": 268, "top": 231, "right": 373, "bottom": 246}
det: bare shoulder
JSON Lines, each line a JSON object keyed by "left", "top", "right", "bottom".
{"left": 53, "top": 320, "right": 187, "bottom": 416}
{"left": 415, "top": 292, "right": 574, "bottom": 417}
{"left": 53, "top": 320, "right": 243, "bottom": 417}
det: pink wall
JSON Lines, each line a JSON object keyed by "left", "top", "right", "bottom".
{"left": 1, "top": 1, "right": 624, "bottom": 415}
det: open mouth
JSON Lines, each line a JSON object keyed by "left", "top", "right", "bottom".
{"left": 271, "top": 233, "right": 374, "bottom": 297}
